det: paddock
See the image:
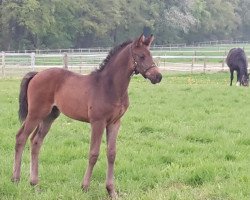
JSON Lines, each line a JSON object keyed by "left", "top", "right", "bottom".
{"left": 0, "top": 72, "right": 249, "bottom": 199}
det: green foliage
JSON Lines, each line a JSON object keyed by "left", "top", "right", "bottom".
{"left": 237, "top": 0, "right": 250, "bottom": 40}
{"left": 0, "top": 0, "right": 249, "bottom": 50}
{"left": 0, "top": 73, "right": 250, "bottom": 199}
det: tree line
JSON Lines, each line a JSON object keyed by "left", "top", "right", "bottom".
{"left": 0, "top": 0, "right": 250, "bottom": 50}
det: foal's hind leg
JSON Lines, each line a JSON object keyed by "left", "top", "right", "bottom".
{"left": 30, "top": 108, "right": 60, "bottom": 185}
{"left": 12, "top": 118, "right": 40, "bottom": 182}
{"left": 236, "top": 70, "right": 241, "bottom": 86}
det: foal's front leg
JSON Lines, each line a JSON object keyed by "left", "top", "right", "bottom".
{"left": 106, "top": 120, "right": 120, "bottom": 198}
{"left": 230, "top": 70, "right": 234, "bottom": 86}
{"left": 82, "top": 120, "right": 106, "bottom": 191}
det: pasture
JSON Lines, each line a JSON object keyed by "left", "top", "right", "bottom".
{"left": 0, "top": 72, "right": 250, "bottom": 199}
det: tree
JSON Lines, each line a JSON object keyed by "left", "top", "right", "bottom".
{"left": 152, "top": 0, "right": 197, "bottom": 44}
{"left": 237, "top": 0, "right": 250, "bottom": 40}
{"left": 0, "top": 0, "right": 55, "bottom": 50}
{"left": 186, "top": 0, "right": 240, "bottom": 43}
{"left": 0, "top": 0, "right": 249, "bottom": 50}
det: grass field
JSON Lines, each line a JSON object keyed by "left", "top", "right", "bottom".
{"left": 0, "top": 72, "right": 250, "bottom": 200}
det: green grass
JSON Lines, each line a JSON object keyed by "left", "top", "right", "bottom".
{"left": 0, "top": 72, "right": 250, "bottom": 199}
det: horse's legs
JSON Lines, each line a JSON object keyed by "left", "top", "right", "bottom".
{"left": 82, "top": 120, "right": 106, "bottom": 190}
{"left": 30, "top": 108, "right": 60, "bottom": 185}
{"left": 230, "top": 69, "right": 234, "bottom": 86}
{"left": 12, "top": 118, "right": 40, "bottom": 182}
{"left": 105, "top": 120, "right": 120, "bottom": 198}
{"left": 236, "top": 70, "right": 241, "bottom": 86}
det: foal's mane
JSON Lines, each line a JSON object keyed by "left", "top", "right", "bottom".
{"left": 93, "top": 40, "right": 133, "bottom": 73}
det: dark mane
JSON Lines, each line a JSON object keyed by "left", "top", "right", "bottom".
{"left": 93, "top": 40, "right": 133, "bottom": 73}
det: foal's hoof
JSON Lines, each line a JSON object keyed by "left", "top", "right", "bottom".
{"left": 81, "top": 184, "right": 89, "bottom": 192}
{"left": 30, "top": 180, "right": 38, "bottom": 186}
{"left": 107, "top": 186, "right": 118, "bottom": 199}
{"left": 108, "top": 191, "right": 118, "bottom": 199}
{"left": 11, "top": 177, "right": 20, "bottom": 183}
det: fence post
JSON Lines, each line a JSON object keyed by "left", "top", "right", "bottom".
{"left": 63, "top": 53, "right": 68, "bottom": 69}
{"left": 1, "top": 51, "right": 5, "bottom": 77}
{"left": 31, "top": 52, "right": 35, "bottom": 71}
{"left": 191, "top": 58, "right": 194, "bottom": 73}
{"left": 222, "top": 58, "right": 225, "bottom": 71}
{"left": 203, "top": 58, "right": 206, "bottom": 73}
{"left": 222, "top": 50, "right": 227, "bottom": 71}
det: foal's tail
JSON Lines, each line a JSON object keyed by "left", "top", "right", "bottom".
{"left": 18, "top": 72, "right": 38, "bottom": 122}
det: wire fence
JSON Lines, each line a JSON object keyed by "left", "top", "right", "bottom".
{"left": 1, "top": 47, "right": 250, "bottom": 77}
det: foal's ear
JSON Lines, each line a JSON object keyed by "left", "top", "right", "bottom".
{"left": 144, "top": 34, "right": 154, "bottom": 47}
{"left": 136, "top": 34, "right": 145, "bottom": 47}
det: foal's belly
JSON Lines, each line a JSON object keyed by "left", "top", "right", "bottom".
{"left": 54, "top": 91, "right": 90, "bottom": 122}
{"left": 59, "top": 105, "right": 90, "bottom": 123}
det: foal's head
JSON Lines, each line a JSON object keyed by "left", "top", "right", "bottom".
{"left": 131, "top": 34, "right": 162, "bottom": 84}
{"left": 241, "top": 73, "right": 249, "bottom": 87}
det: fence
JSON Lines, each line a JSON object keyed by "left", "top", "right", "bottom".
{"left": 154, "top": 55, "right": 229, "bottom": 73}
{"left": 0, "top": 51, "right": 106, "bottom": 76}
{"left": 4, "top": 40, "right": 250, "bottom": 54}
{"left": 1, "top": 50, "right": 250, "bottom": 77}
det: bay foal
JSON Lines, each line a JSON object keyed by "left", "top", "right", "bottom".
{"left": 12, "top": 34, "right": 162, "bottom": 198}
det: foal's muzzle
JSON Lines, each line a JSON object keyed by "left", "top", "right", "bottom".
{"left": 242, "top": 82, "right": 249, "bottom": 87}
{"left": 241, "top": 78, "right": 249, "bottom": 87}
{"left": 145, "top": 67, "right": 162, "bottom": 84}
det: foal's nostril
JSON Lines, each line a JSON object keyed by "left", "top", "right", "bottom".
{"left": 156, "top": 73, "right": 162, "bottom": 83}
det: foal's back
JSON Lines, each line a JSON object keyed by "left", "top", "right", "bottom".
{"left": 226, "top": 48, "right": 248, "bottom": 70}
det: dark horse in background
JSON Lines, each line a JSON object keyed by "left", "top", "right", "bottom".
{"left": 12, "top": 34, "right": 162, "bottom": 198}
{"left": 226, "top": 48, "right": 249, "bottom": 86}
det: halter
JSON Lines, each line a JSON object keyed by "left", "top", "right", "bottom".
{"left": 130, "top": 44, "right": 157, "bottom": 77}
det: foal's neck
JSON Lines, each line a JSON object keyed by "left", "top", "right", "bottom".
{"left": 101, "top": 46, "right": 133, "bottom": 100}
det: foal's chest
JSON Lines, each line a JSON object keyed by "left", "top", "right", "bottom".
{"left": 110, "top": 100, "right": 129, "bottom": 123}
